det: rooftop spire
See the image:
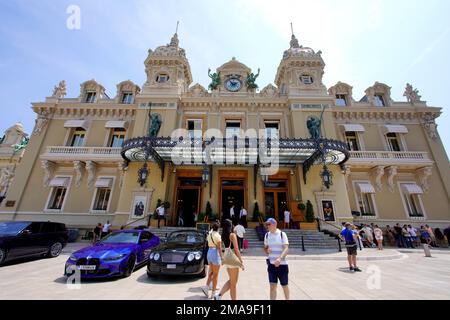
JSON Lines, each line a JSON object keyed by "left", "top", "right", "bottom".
{"left": 289, "top": 23, "right": 300, "bottom": 48}
{"left": 170, "top": 21, "right": 180, "bottom": 47}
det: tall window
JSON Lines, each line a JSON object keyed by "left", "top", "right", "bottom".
{"left": 70, "top": 128, "right": 86, "bottom": 147}
{"left": 374, "top": 94, "right": 385, "bottom": 107}
{"left": 110, "top": 128, "right": 126, "bottom": 147}
{"left": 264, "top": 122, "right": 279, "bottom": 139}
{"left": 225, "top": 121, "right": 241, "bottom": 138}
{"left": 386, "top": 133, "right": 401, "bottom": 151}
{"left": 400, "top": 184, "right": 424, "bottom": 218}
{"left": 336, "top": 94, "right": 347, "bottom": 106}
{"left": 345, "top": 131, "right": 360, "bottom": 151}
{"left": 85, "top": 91, "right": 97, "bottom": 103}
{"left": 93, "top": 188, "right": 111, "bottom": 211}
{"left": 187, "top": 120, "right": 203, "bottom": 139}
{"left": 358, "top": 193, "right": 375, "bottom": 216}
{"left": 121, "top": 92, "right": 134, "bottom": 104}
{"left": 48, "top": 187, "right": 67, "bottom": 210}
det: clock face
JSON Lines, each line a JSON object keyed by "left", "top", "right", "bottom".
{"left": 225, "top": 78, "right": 242, "bottom": 92}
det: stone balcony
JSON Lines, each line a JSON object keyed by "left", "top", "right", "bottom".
{"left": 40, "top": 146, "right": 123, "bottom": 163}
{"left": 347, "top": 151, "right": 434, "bottom": 168}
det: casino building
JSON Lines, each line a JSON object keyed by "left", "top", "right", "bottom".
{"left": 0, "top": 32, "right": 449, "bottom": 231}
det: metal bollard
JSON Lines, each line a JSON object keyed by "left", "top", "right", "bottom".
{"left": 301, "top": 236, "right": 306, "bottom": 252}
{"left": 423, "top": 244, "right": 432, "bottom": 257}
{"left": 338, "top": 238, "right": 342, "bottom": 252}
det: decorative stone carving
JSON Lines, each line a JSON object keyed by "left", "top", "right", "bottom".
{"left": 421, "top": 114, "right": 439, "bottom": 140}
{"left": 386, "top": 166, "right": 398, "bottom": 193}
{"left": 342, "top": 165, "right": 351, "bottom": 186}
{"left": 403, "top": 83, "right": 422, "bottom": 104}
{"left": 118, "top": 162, "right": 128, "bottom": 188}
{"left": 52, "top": 80, "right": 67, "bottom": 99}
{"left": 33, "top": 109, "right": 52, "bottom": 136}
{"left": 41, "top": 160, "right": 55, "bottom": 187}
{"left": 416, "top": 167, "right": 432, "bottom": 193}
{"left": 188, "top": 83, "right": 208, "bottom": 97}
{"left": 85, "top": 161, "right": 97, "bottom": 188}
{"left": 328, "top": 82, "right": 354, "bottom": 106}
{"left": 364, "top": 82, "right": 392, "bottom": 106}
{"left": 0, "top": 165, "right": 15, "bottom": 195}
{"left": 371, "top": 166, "right": 385, "bottom": 191}
{"left": 73, "top": 161, "right": 85, "bottom": 188}
{"left": 260, "top": 84, "right": 279, "bottom": 98}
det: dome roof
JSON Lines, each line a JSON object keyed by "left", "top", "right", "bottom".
{"left": 149, "top": 33, "right": 186, "bottom": 58}
{"left": 282, "top": 34, "right": 320, "bottom": 60}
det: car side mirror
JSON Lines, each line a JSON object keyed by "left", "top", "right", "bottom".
{"left": 21, "top": 230, "right": 31, "bottom": 236}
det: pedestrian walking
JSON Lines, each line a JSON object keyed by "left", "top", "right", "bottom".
{"left": 202, "top": 222, "right": 223, "bottom": 299}
{"left": 402, "top": 225, "right": 414, "bottom": 248}
{"left": 239, "top": 206, "right": 248, "bottom": 228}
{"left": 407, "top": 225, "right": 419, "bottom": 247}
{"left": 214, "top": 219, "right": 244, "bottom": 300}
{"left": 394, "top": 223, "right": 405, "bottom": 248}
{"left": 101, "top": 220, "right": 111, "bottom": 238}
{"left": 340, "top": 223, "right": 362, "bottom": 272}
{"left": 93, "top": 223, "right": 102, "bottom": 243}
{"left": 425, "top": 225, "right": 437, "bottom": 247}
{"left": 234, "top": 222, "right": 246, "bottom": 252}
{"left": 374, "top": 225, "right": 383, "bottom": 250}
{"left": 263, "top": 218, "right": 290, "bottom": 300}
{"left": 157, "top": 204, "right": 165, "bottom": 228}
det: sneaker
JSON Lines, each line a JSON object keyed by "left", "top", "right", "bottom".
{"left": 353, "top": 267, "right": 362, "bottom": 272}
{"left": 201, "top": 286, "right": 209, "bottom": 297}
{"left": 213, "top": 293, "right": 222, "bottom": 300}
{"left": 349, "top": 267, "right": 354, "bottom": 272}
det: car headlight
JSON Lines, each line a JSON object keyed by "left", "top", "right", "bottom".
{"left": 195, "top": 252, "right": 202, "bottom": 260}
{"left": 187, "top": 253, "right": 195, "bottom": 262}
{"left": 153, "top": 253, "right": 160, "bottom": 261}
{"left": 149, "top": 252, "right": 154, "bottom": 260}
{"left": 104, "top": 253, "right": 128, "bottom": 261}
{"left": 68, "top": 255, "right": 77, "bottom": 262}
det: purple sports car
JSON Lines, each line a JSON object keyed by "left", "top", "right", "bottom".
{"left": 65, "top": 230, "right": 159, "bottom": 279}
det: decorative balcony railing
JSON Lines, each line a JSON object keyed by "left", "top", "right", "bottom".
{"left": 40, "top": 146, "right": 123, "bottom": 162}
{"left": 348, "top": 151, "right": 433, "bottom": 167}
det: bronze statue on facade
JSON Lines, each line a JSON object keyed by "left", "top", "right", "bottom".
{"left": 246, "top": 68, "right": 260, "bottom": 90}
{"left": 208, "top": 69, "right": 221, "bottom": 91}
{"left": 148, "top": 114, "right": 162, "bottom": 137}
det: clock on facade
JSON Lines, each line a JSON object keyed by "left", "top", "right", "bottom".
{"left": 225, "top": 78, "right": 242, "bottom": 92}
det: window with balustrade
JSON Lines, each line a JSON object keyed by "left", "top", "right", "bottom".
{"left": 70, "top": 128, "right": 86, "bottom": 147}
{"left": 386, "top": 133, "right": 402, "bottom": 152}
{"left": 345, "top": 131, "right": 360, "bottom": 151}
{"left": 109, "top": 128, "right": 126, "bottom": 148}
{"left": 186, "top": 119, "right": 203, "bottom": 139}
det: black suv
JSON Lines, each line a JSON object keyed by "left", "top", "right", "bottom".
{"left": 0, "top": 221, "right": 68, "bottom": 265}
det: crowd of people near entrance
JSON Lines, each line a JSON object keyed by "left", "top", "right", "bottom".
{"left": 341, "top": 222, "right": 450, "bottom": 250}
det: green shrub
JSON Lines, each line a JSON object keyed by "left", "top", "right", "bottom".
{"left": 305, "top": 200, "right": 315, "bottom": 223}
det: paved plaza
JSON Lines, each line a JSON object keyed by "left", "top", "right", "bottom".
{"left": 1, "top": 243, "right": 449, "bottom": 300}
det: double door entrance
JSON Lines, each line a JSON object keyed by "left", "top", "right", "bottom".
{"left": 264, "top": 180, "right": 289, "bottom": 222}
{"left": 175, "top": 178, "right": 201, "bottom": 227}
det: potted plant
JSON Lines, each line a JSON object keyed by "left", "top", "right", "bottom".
{"left": 305, "top": 200, "right": 315, "bottom": 223}
{"left": 205, "top": 201, "right": 213, "bottom": 220}
{"left": 252, "top": 202, "right": 260, "bottom": 222}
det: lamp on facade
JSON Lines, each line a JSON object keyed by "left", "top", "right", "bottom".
{"left": 202, "top": 165, "right": 210, "bottom": 186}
{"left": 138, "top": 162, "right": 149, "bottom": 187}
{"left": 320, "top": 164, "right": 333, "bottom": 189}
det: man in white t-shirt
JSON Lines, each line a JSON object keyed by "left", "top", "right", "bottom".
{"left": 157, "top": 204, "right": 165, "bottom": 229}
{"left": 263, "top": 218, "right": 290, "bottom": 300}
{"left": 239, "top": 206, "right": 248, "bottom": 228}
{"left": 284, "top": 210, "right": 291, "bottom": 229}
{"left": 101, "top": 220, "right": 112, "bottom": 238}
{"left": 234, "top": 222, "right": 246, "bottom": 252}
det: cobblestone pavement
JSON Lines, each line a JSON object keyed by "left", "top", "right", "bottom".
{"left": 0, "top": 243, "right": 449, "bottom": 300}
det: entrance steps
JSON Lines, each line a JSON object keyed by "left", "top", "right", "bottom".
{"left": 142, "top": 226, "right": 341, "bottom": 251}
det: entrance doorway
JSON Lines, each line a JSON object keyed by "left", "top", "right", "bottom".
{"left": 175, "top": 178, "right": 201, "bottom": 227}
{"left": 264, "top": 180, "right": 289, "bottom": 223}
{"left": 220, "top": 178, "right": 246, "bottom": 224}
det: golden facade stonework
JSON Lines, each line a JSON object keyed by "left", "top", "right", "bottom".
{"left": 1, "top": 33, "right": 449, "bottom": 231}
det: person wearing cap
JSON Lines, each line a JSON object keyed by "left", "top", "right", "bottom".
{"left": 340, "top": 223, "right": 362, "bottom": 272}
{"left": 263, "top": 218, "right": 290, "bottom": 300}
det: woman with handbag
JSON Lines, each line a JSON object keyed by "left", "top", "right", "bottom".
{"left": 202, "top": 222, "right": 223, "bottom": 299}
{"left": 214, "top": 219, "right": 244, "bottom": 300}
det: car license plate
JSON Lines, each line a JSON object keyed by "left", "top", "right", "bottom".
{"left": 167, "top": 264, "right": 177, "bottom": 269}
{"left": 78, "top": 265, "right": 97, "bottom": 271}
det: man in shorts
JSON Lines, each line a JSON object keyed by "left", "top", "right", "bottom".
{"left": 263, "top": 218, "right": 290, "bottom": 300}
{"left": 340, "top": 222, "right": 362, "bottom": 272}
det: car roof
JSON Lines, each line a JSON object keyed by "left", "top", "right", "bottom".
{"left": 113, "top": 229, "right": 148, "bottom": 233}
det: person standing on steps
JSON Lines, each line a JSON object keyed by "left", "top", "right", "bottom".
{"left": 340, "top": 223, "right": 362, "bottom": 272}
{"left": 157, "top": 203, "right": 165, "bottom": 229}
{"left": 264, "top": 218, "right": 290, "bottom": 300}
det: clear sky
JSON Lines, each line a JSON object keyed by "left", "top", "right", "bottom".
{"left": 0, "top": 0, "right": 449, "bottom": 158}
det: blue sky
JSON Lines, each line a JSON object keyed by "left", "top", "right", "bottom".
{"left": 0, "top": 0, "right": 449, "bottom": 157}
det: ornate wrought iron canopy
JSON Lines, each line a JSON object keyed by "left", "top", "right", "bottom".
{"left": 121, "top": 136, "right": 349, "bottom": 183}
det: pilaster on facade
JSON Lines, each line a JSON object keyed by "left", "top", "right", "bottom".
{"left": 85, "top": 161, "right": 97, "bottom": 188}
{"left": 416, "top": 166, "right": 433, "bottom": 193}
{"left": 371, "top": 166, "right": 385, "bottom": 192}
{"left": 386, "top": 166, "right": 398, "bottom": 193}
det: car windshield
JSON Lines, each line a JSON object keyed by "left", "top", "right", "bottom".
{"left": 167, "top": 232, "right": 204, "bottom": 244}
{"left": 100, "top": 232, "right": 140, "bottom": 244}
{"left": 0, "top": 222, "right": 29, "bottom": 236}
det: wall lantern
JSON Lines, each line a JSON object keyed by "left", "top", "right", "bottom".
{"left": 138, "top": 162, "right": 149, "bottom": 187}
{"left": 320, "top": 164, "right": 333, "bottom": 189}
{"left": 202, "top": 165, "right": 210, "bottom": 186}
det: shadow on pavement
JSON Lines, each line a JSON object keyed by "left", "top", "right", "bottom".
{"left": 337, "top": 267, "right": 357, "bottom": 274}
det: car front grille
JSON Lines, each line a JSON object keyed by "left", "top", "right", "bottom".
{"left": 76, "top": 258, "right": 100, "bottom": 266}
{"left": 161, "top": 252, "right": 186, "bottom": 263}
